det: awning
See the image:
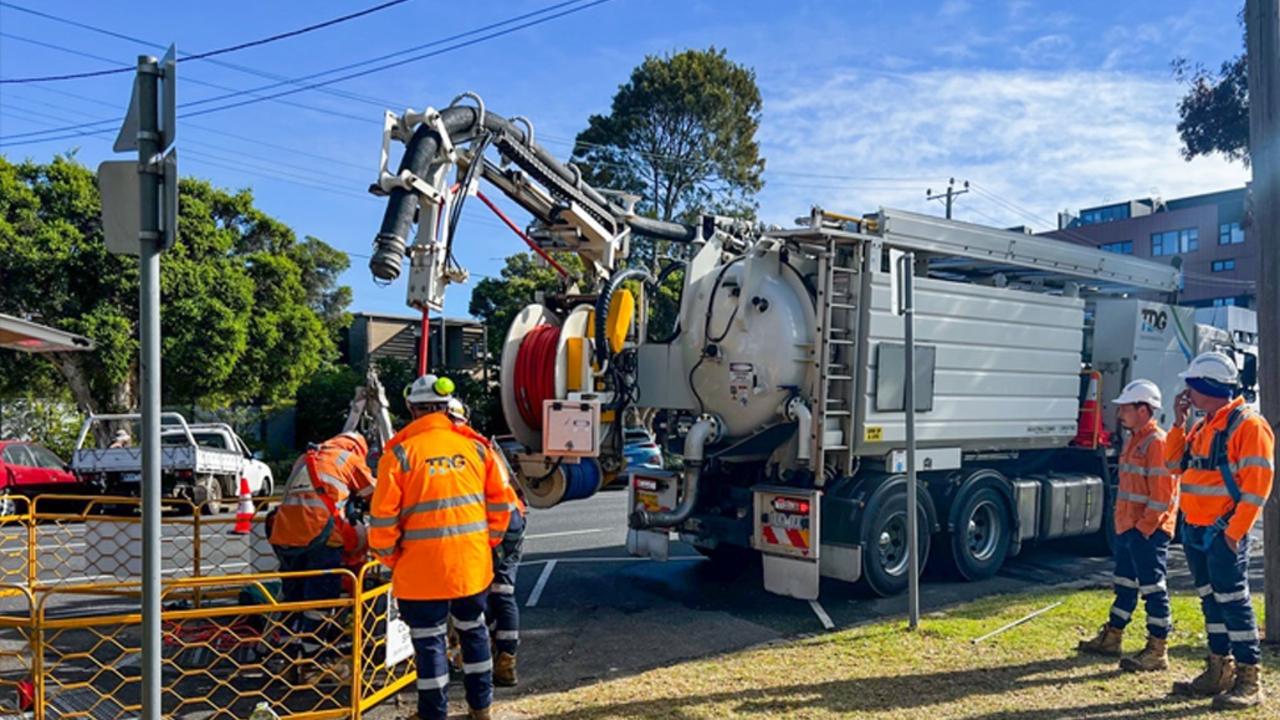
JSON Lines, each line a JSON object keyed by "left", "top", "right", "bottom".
{"left": 0, "top": 313, "right": 95, "bottom": 353}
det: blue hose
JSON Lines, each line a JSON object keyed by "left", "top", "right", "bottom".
{"left": 561, "top": 459, "right": 601, "bottom": 502}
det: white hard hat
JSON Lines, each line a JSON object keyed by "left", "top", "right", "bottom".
{"left": 404, "top": 374, "right": 455, "bottom": 405}
{"left": 1179, "top": 351, "right": 1240, "bottom": 385}
{"left": 113, "top": 429, "right": 130, "bottom": 441}
{"left": 447, "top": 398, "right": 468, "bottom": 421}
{"left": 1113, "top": 379, "right": 1162, "bottom": 410}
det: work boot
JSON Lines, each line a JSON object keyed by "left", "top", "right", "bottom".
{"left": 468, "top": 707, "right": 491, "bottom": 720}
{"left": 1213, "top": 663, "right": 1265, "bottom": 710}
{"left": 1119, "top": 636, "right": 1168, "bottom": 672}
{"left": 494, "top": 651, "right": 518, "bottom": 687}
{"left": 1077, "top": 624, "right": 1124, "bottom": 657}
{"left": 1172, "top": 653, "right": 1236, "bottom": 697}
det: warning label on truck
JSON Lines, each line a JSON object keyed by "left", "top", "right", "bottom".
{"left": 865, "top": 425, "right": 884, "bottom": 442}
{"left": 728, "top": 363, "right": 754, "bottom": 405}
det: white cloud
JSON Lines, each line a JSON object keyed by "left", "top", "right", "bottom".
{"left": 756, "top": 69, "right": 1249, "bottom": 232}
{"left": 940, "top": 0, "right": 971, "bottom": 18}
{"left": 1014, "top": 34, "right": 1075, "bottom": 66}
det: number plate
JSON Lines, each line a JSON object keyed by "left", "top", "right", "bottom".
{"left": 766, "top": 512, "right": 808, "bottom": 530}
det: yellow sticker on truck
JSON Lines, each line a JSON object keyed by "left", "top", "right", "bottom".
{"left": 864, "top": 425, "right": 883, "bottom": 441}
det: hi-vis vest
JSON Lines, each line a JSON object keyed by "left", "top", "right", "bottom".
{"left": 369, "top": 413, "right": 518, "bottom": 600}
{"left": 1165, "top": 396, "right": 1275, "bottom": 544}
{"left": 1115, "top": 419, "right": 1177, "bottom": 537}
{"left": 269, "top": 435, "right": 373, "bottom": 550}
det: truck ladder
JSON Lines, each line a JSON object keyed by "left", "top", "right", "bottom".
{"left": 814, "top": 235, "right": 859, "bottom": 481}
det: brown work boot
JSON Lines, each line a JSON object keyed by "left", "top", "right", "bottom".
{"left": 1078, "top": 624, "right": 1124, "bottom": 657}
{"left": 468, "top": 707, "right": 491, "bottom": 720}
{"left": 1213, "top": 663, "right": 1265, "bottom": 710}
{"left": 1119, "top": 636, "right": 1168, "bottom": 673}
{"left": 494, "top": 651, "right": 518, "bottom": 687}
{"left": 1172, "top": 653, "right": 1236, "bottom": 697}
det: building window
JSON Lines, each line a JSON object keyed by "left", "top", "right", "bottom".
{"left": 1099, "top": 241, "right": 1133, "bottom": 254}
{"left": 1080, "top": 205, "right": 1130, "bottom": 226}
{"left": 1212, "top": 259, "right": 1237, "bottom": 272}
{"left": 1219, "top": 222, "right": 1245, "bottom": 245}
{"left": 1151, "top": 227, "right": 1199, "bottom": 256}
{"left": 1212, "top": 297, "right": 1237, "bottom": 307}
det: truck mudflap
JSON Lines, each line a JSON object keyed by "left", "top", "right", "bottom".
{"left": 752, "top": 485, "right": 821, "bottom": 600}
{"left": 626, "top": 470, "right": 679, "bottom": 561}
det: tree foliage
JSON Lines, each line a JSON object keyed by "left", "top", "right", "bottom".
{"left": 571, "top": 47, "right": 765, "bottom": 230}
{"left": 468, "top": 252, "right": 584, "bottom": 362}
{"left": 1173, "top": 12, "right": 1249, "bottom": 165}
{"left": 0, "top": 156, "right": 352, "bottom": 422}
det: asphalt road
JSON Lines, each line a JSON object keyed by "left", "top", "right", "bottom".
{"left": 3, "top": 489, "right": 1264, "bottom": 719}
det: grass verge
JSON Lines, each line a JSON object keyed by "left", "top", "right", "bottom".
{"left": 504, "top": 590, "right": 1278, "bottom": 719}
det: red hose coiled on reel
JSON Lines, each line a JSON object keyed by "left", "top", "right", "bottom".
{"left": 514, "top": 323, "right": 561, "bottom": 430}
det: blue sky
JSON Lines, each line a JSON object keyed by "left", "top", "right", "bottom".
{"left": 0, "top": 0, "right": 1250, "bottom": 320}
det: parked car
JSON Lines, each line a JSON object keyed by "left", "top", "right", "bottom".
{"left": 623, "top": 427, "right": 663, "bottom": 471}
{"left": 0, "top": 440, "right": 86, "bottom": 514}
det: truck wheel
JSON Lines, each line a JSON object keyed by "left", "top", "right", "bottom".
{"left": 938, "top": 486, "right": 1011, "bottom": 581}
{"left": 859, "top": 488, "right": 930, "bottom": 597}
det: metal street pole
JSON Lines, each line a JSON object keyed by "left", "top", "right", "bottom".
{"left": 136, "top": 53, "right": 163, "bottom": 720}
{"left": 900, "top": 251, "right": 920, "bottom": 631}
{"left": 1246, "top": 0, "right": 1280, "bottom": 645}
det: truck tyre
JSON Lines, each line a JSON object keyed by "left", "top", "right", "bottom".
{"left": 936, "top": 485, "right": 1012, "bottom": 581}
{"left": 859, "top": 487, "right": 931, "bottom": 597}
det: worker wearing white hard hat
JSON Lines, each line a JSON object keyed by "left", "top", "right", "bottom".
{"left": 1168, "top": 351, "right": 1274, "bottom": 707}
{"left": 1079, "top": 379, "right": 1176, "bottom": 673}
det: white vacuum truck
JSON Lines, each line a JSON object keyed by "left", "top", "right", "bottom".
{"left": 363, "top": 95, "right": 1258, "bottom": 600}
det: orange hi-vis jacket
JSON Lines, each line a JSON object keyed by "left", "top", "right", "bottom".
{"left": 269, "top": 434, "right": 374, "bottom": 551}
{"left": 369, "top": 412, "right": 518, "bottom": 600}
{"left": 1114, "top": 419, "right": 1178, "bottom": 537}
{"left": 1165, "top": 396, "right": 1275, "bottom": 544}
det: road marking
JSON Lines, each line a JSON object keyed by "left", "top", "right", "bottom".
{"left": 526, "top": 560, "right": 557, "bottom": 608}
{"left": 525, "top": 528, "right": 609, "bottom": 540}
{"left": 34, "top": 542, "right": 86, "bottom": 551}
{"left": 808, "top": 599, "right": 835, "bottom": 631}
{"left": 522, "top": 556, "right": 704, "bottom": 565}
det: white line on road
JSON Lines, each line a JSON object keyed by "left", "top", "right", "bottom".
{"left": 808, "top": 599, "right": 835, "bottom": 631}
{"left": 526, "top": 560, "right": 557, "bottom": 608}
{"left": 34, "top": 542, "right": 87, "bottom": 551}
{"left": 525, "top": 528, "right": 609, "bottom": 540}
{"left": 522, "top": 556, "right": 704, "bottom": 565}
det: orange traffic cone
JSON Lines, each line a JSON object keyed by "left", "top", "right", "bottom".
{"left": 231, "top": 477, "right": 255, "bottom": 535}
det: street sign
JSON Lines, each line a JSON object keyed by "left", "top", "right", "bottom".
{"left": 162, "top": 149, "right": 178, "bottom": 251}
{"left": 98, "top": 160, "right": 140, "bottom": 255}
{"left": 99, "top": 148, "right": 178, "bottom": 256}
{"left": 114, "top": 45, "right": 176, "bottom": 153}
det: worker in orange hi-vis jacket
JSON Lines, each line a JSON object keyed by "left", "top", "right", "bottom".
{"left": 1166, "top": 352, "right": 1274, "bottom": 710}
{"left": 268, "top": 430, "right": 374, "bottom": 684}
{"left": 1077, "top": 379, "right": 1177, "bottom": 674}
{"left": 368, "top": 375, "right": 517, "bottom": 720}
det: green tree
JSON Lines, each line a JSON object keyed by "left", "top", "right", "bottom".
{"left": 1174, "top": 13, "right": 1250, "bottom": 165}
{"left": 469, "top": 252, "right": 584, "bottom": 362}
{"left": 573, "top": 47, "right": 766, "bottom": 224}
{"left": 0, "top": 156, "right": 352, "bottom": 429}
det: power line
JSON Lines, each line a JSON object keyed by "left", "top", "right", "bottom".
{"left": 0, "top": 0, "right": 411, "bottom": 83}
{"left": 0, "top": 0, "right": 610, "bottom": 145}
{"left": 0, "top": 32, "right": 374, "bottom": 124}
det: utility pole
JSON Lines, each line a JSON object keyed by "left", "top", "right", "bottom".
{"left": 1247, "top": 0, "right": 1280, "bottom": 645}
{"left": 926, "top": 178, "right": 970, "bottom": 219}
{"left": 98, "top": 47, "right": 176, "bottom": 720}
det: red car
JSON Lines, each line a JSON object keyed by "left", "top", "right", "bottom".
{"left": 0, "top": 440, "right": 83, "bottom": 513}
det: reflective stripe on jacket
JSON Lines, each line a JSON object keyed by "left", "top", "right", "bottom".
{"left": 1115, "top": 419, "right": 1177, "bottom": 537}
{"left": 369, "top": 412, "right": 518, "bottom": 600}
{"left": 268, "top": 435, "right": 374, "bottom": 550}
{"left": 1164, "top": 396, "right": 1275, "bottom": 543}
